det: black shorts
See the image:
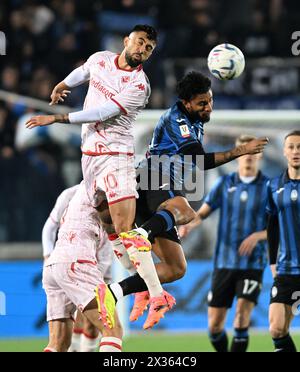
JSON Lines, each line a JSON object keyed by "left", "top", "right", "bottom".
{"left": 135, "top": 170, "right": 183, "bottom": 244}
{"left": 270, "top": 275, "right": 300, "bottom": 306}
{"left": 208, "top": 269, "right": 263, "bottom": 308}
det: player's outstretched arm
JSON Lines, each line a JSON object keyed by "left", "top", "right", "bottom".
{"left": 213, "top": 137, "right": 269, "bottom": 168}
{"left": 26, "top": 101, "right": 122, "bottom": 129}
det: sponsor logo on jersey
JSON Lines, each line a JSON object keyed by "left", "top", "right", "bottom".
{"left": 90, "top": 77, "right": 115, "bottom": 99}
{"left": 276, "top": 187, "right": 285, "bottom": 194}
{"left": 176, "top": 118, "right": 186, "bottom": 124}
{"left": 179, "top": 125, "right": 190, "bottom": 138}
{"left": 228, "top": 187, "right": 237, "bottom": 193}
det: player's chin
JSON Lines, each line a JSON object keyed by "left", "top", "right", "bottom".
{"left": 200, "top": 113, "right": 211, "bottom": 123}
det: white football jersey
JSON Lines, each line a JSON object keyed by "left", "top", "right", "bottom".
{"left": 49, "top": 185, "right": 79, "bottom": 224}
{"left": 80, "top": 51, "right": 151, "bottom": 155}
{"left": 47, "top": 181, "right": 113, "bottom": 265}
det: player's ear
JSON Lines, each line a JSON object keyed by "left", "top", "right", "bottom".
{"left": 124, "top": 36, "right": 130, "bottom": 48}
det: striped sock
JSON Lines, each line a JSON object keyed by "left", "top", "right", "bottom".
{"left": 99, "top": 337, "right": 122, "bottom": 352}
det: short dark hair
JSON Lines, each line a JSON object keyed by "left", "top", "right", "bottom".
{"left": 130, "top": 25, "right": 158, "bottom": 42}
{"left": 285, "top": 131, "right": 300, "bottom": 141}
{"left": 176, "top": 71, "right": 211, "bottom": 101}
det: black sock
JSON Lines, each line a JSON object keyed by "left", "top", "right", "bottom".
{"left": 118, "top": 273, "right": 148, "bottom": 296}
{"left": 230, "top": 328, "right": 249, "bottom": 352}
{"left": 273, "top": 334, "right": 297, "bottom": 352}
{"left": 141, "top": 210, "right": 175, "bottom": 243}
{"left": 209, "top": 330, "right": 229, "bottom": 352}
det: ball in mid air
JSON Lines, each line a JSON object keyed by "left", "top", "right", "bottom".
{"left": 207, "top": 43, "right": 245, "bottom": 80}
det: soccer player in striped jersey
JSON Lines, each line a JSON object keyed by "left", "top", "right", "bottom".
{"left": 267, "top": 131, "right": 300, "bottom": 353}
{"left": 180, "top": 135, "right": 269, "bottom": 352}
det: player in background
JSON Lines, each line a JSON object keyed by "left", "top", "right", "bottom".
{"left": 43, "top": 182, "right": 122, "bottom": 352}
{"left": 179, "top": 135, "right": 269, "bottom": 352}
{"left": 267, "top": 131, "right": 300, "bottom": 353}
{"left": 42, "top": 184, "right": 113, "bottom": 352}
{"left": 101, "top": 73, "right": 269, "bottom": 325}
{"left": 26, "top": 25, "right": 174, "bottom": 329}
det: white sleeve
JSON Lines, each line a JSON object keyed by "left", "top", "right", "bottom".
{"left": 111, "top": 78, "right": 150, "bottom": 114}
{"left": 69, "top": 100, "right": 121, "bottom": 124}
{"left": 64, "top": 66, "right": 90, "bottom": 88}
{"left": 42, "top": 217, "right": 59, "bottom": 257}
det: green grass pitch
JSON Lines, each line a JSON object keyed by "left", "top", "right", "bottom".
{"left": 0, "top": 332, "right": 299, "bottom": 352}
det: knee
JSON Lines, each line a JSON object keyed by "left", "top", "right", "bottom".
{"left": 103, "top": 323, "right": 123, "bottom": 340}
{"left": 209, "top": 323, "right": 224, "bottom": 335}
{"left": 269, "top": 323, "right": 288, "bottom": 339}
{"left": 170, "top": 260, "right": 187, "bottom": 281}
{"left": 84, "top": 321, "right": 99, "bottom": 339}
{"left": 183, "top": 208, "right": 197, "bottom": 225}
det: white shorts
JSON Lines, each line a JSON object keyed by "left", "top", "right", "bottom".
{"left": 43, "top": 261, "right": 105, "bottom": 321}
{"left": 81, "top": 153, "right": 138, "bottom": 207}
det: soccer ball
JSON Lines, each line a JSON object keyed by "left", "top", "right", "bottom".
{"left": 207, "top": 43, "right": 245, "bottom": 80}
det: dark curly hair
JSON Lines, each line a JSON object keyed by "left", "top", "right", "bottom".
{"left": 176, "top": 71, "right": 211, "bottom": 101}
{"left": 130, "top": 25, "right": 158, "bottom": 43}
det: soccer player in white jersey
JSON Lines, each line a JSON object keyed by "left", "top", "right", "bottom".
{"left": 43, "top": 181, "right": 123, "bottom": 352}
{"left": 42, "top": 184, "right": 113, "bottom": 352}
{"left": 26, "top": 25, "right": 175, "bottom": 329}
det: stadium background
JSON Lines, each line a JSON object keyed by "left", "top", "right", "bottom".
{"left": 0, "top": 0, "right": 300, "bottom": 351}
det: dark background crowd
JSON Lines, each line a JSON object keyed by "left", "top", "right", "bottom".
{"left": 0, "top": 0, "right": 299, "bottom": 242}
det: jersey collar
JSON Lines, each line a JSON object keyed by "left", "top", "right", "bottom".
{"left": 283, "top": 169, "right": 300, "bottom": 183}
{"left": 234, "top": 171, "right": 262, "bottom": 185}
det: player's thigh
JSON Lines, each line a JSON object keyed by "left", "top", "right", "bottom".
{"left": 208, "top": 270, "right": 236, "bottom": 309}
{"left": 208, "top": 307, "right": 228, "bottom": 331}
{"left": 236, "top": 270, "right": 263, "bottom": 305}
{"left": 109, "top": 197, "right": 136, "bottom": 232}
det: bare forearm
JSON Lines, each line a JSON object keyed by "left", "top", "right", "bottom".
{"left": 254, "top": 230, "right": 267, "bottom": 241}
{"left": 214, "top": 146, "right": 245, "bottom": 167}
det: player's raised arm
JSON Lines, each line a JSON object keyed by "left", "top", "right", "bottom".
{"left": 211, "top": 137, "right": 270, "bottom": 168}
{"left": 49, "top": 55, "right": 94, "bottom": 105}
{"left": 25, "top": 100, "right": 122, "bottom": 128}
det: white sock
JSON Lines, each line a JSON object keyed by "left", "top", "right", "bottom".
{"left": 68, "top": 329, "right": 82, "bottom": 352}
{"left": 80, "top": 332, "right": 99, "bottom": 352}
{"left": 44, "top": 347, "right": 57, "bottom": 352}
{"left": 109, "top": 283, "right": 124, "bottom": 302}
{"left": 99, "top": 337, "right": 122, "bottom": 352}
{"left": 126, "top": 245, "right": 163, "bottom": 298}
{"left": 108, "top": 234, "right": 136, "bottom": 274}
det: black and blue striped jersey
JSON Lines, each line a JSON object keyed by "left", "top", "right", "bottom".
{"left": 267, "top": 171, "right": 300, "bottom": 276}
{"left": 205, "top": 172, "right": 269, "bottom": 270}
